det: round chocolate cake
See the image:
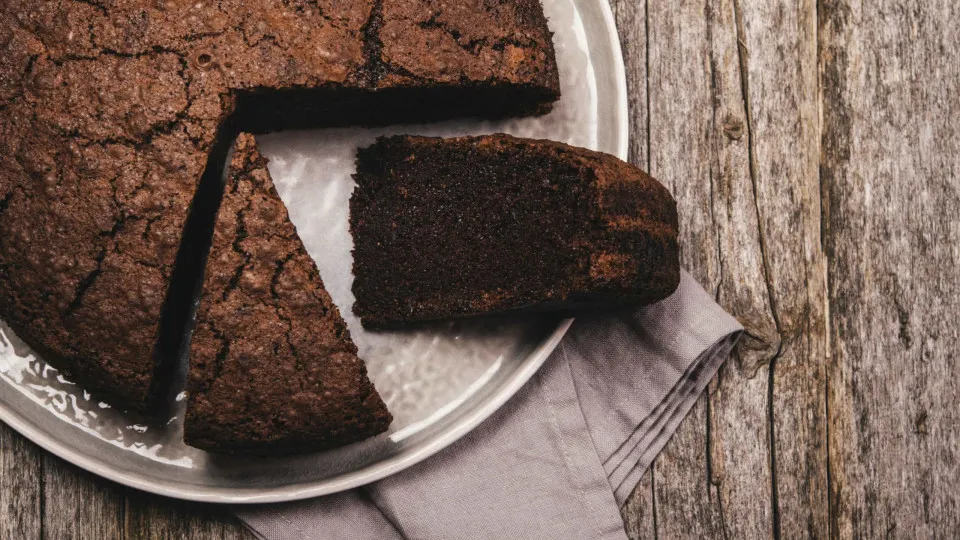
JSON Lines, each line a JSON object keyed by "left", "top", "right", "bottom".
{"left": 0, "top": 0, "right": 560, "bottom": 425}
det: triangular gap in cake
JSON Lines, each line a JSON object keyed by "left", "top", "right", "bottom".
{"left": 181, "top": 134, "right": 391, "bottom": 454}
{"left": 147, "top": 120, "right": 238, "bottom": 415}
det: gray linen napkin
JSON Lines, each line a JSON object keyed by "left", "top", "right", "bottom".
{"left": 238, "top": 270, "right": 742, "bottom": 539}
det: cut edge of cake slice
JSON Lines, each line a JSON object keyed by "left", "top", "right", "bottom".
{"left": 350, "top": 134, "right": 681, "bottom": 329}
{"left": 183, "top": 133, "right": 391, "bottom": 455}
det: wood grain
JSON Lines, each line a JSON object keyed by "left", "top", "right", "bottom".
{"left": 41, "top": 455, "right": 124, "bottom": 539}
{"left": 610, "top": 0, "right": 649, "bottom": 170}
{"left": 0, "top": 423, "right": 41, "bottom": 539}
{"left": 123, "top": 491, "right": 252, "bottom": 540}
{"left": 619, "top": 0, "right": 787, "bottom": 536}
{"left": 621, "top": 471, "right": 655, "bottom": 539}
{"left": 639, "top": 1, "right": 726, "bottom": 534}
{"left": 736, "top": 0, "right": 829, "bottom": 537}
{"left": 821, "top": 0, "right": 960, "bottom": 537}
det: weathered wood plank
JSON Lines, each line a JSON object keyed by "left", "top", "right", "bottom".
{"left": 734, "top": 0, "right": 829, "bottom": 537}
{"left": 616, "top": 0, "right": 829, "bottom": 537}
{"left": 621, "top": 470, "right": 655, "bottom": 539}
{"left": 610, "top": 0, "right": 649, "bottom": 170}
{"left": 0, "top": 423, "right": 42, "bottom": 539}
{"left": 639, "top": 0, "right": 783, "bottom": 537}
{"left": 821, "top": 0, "right": 960, "bottom": 537}
{"left": 694, "top": 1, "right": 782, "bottom": 538}
{"left": 648, "top": 398, "right": 724, "bottom": 538}
{"left": 42, "top": 455, "right": 124, "bottom": 540}
{"left": 123, "top": 491, "right": 253, "bottom": 540}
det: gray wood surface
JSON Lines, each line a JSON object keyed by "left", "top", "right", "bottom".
{"left": 1, "top": 0, "right": 958, "bottom": 537}
{"left": 821, "top": 1, "right": 960, "bottom": 537}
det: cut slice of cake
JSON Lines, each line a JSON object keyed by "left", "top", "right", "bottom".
{"left": 350, "top": 134, "right": 681, "bottom": 329}
{"left": 184, "top": 134, "right": 391, "bottom": 454}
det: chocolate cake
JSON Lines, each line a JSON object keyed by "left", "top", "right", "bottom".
{"left": 0, "top": 0, "right": 559, "bottom": 412}
{"left": 351, "top": 134, "right": 681, "bottom": 328}
{"left": 184, "top": 134, "right": 390, "bottom": 453}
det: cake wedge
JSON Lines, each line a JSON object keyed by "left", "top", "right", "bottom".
{"left": 184, "top": 134, "right": 391, "bottom": 454}
{"left": 350, "top": 134, "right": 681, "bottom": 328}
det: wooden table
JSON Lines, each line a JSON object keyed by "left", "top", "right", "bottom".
{"left": 2, "top": 0, "right": 958, "bottom": 537}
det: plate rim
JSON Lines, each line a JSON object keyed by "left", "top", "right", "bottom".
{"left": 0, "top": 319, "right": 576, "bottom": 503}
{"left": 0, "top": 0, "right": 629, "bottom": 503}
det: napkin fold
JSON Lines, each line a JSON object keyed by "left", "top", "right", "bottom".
{"left": 238, "top": 271, "right": 742, "bottom": 539}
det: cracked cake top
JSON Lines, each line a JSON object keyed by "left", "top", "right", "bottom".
{"left": 0, "top": 0, "right": 559, "bottom": 413}
{"left": 184, "top": 134, "right": 391, "bottom": 453}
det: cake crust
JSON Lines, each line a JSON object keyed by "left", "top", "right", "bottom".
{"left": 0, "top": 0, "right": 559, "bottom": 412}
{"left": 185, "top": 134, "right": 391, "bottom": 454}
{"left": 350, "top": 134, "right": 681, "bottom": 328}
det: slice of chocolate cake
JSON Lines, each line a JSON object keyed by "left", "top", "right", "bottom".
{"left": 184, "top": 134, "right": 391, "bottom": 454}
{"left": 350, "top": 134, "right": 681, "bottom": 328}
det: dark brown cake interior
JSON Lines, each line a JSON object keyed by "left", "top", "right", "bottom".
{"left": 353, "top": 137, "right": 588, "bottom": 305}
{"left": 351, "top": 135, "right": 681, "bottom": 328}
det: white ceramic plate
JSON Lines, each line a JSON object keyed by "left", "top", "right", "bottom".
{"left": 0, "top": 0, "right": 628, "bottom": 503}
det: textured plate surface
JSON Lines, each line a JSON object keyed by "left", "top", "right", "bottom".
{"left": 0, "top": 0, "right": 628, "bottom": 503}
